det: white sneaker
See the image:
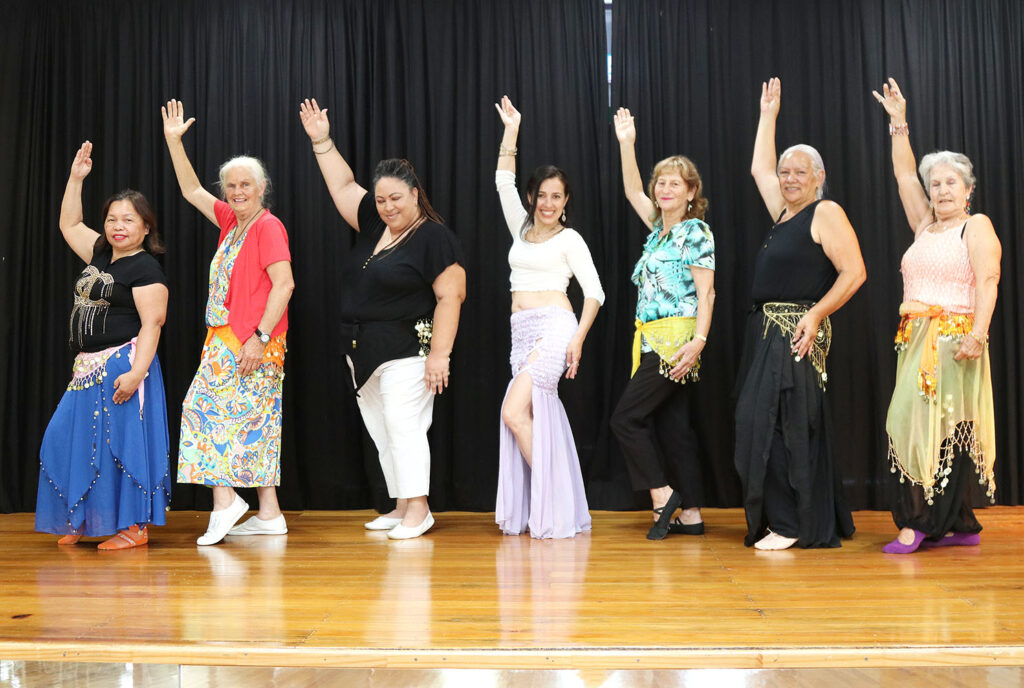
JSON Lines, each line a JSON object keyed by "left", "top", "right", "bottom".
{"left": 228, "top": 514, "right": 288, "bottom": 536}
{"left": 387, "top": 512, "right": 434, "bottom": 540}
{"left": 197, "top": 494, "right": 248, "bottom": 546}
{"left": 364, "top": 515, "right": 403, "bottom": 531}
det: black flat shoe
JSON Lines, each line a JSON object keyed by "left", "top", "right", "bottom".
{"left": 646, "top": 491, "right": 683, "bottom": 540}
{"left": 667, "top": 520, "right": 705, "bottom": 535}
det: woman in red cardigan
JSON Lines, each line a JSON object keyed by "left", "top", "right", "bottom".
{"left": 162, "top": 99, "right": 295, "bottom": 546}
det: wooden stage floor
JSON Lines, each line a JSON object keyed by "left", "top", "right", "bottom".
{"left": 1, "top": 508, "right": 1023, "bottom": 671}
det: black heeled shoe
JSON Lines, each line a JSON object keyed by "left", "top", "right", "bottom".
{"left": 667, "top": 520, "right": 705, "bottom": 535}
{"left": 646, "top": 491, "right": 683, "bottom": 540}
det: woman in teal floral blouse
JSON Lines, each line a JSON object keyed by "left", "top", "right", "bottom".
{"left": 610, "top": 108, "right": 716, "bottom": 540}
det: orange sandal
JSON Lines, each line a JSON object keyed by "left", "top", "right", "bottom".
{"left": 57, "top": 533, "right": 83, "bottom": 545}
{"left": 97, "top": 525, "right": 149, "bottom": 550}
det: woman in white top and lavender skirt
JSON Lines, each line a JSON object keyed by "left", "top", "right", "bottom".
{"left": 493, "top": 96, "right": 605, "bottom": 539}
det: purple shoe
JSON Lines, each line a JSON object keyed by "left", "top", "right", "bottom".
{"left": 882, "top": 530, "right": 927, "bottom": 554}
{"left": 919, "top": 532, "right": 981, "bottom": 548}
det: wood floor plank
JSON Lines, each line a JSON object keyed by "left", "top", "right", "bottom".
{"left": 1, "top": 508, "right": 1024, "bottom": 668}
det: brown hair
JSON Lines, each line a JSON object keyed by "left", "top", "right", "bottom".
{"left": 647, "top": 155, "right": 708, "bottom": 224}
{"left": 521, "top": 165, "right": 572, "bottom": 238}
{"left": 92, "top": 189, "right": 165, "bottom": 255}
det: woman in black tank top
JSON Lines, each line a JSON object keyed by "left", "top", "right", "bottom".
{"left": 734, "top": 77, "right": 867, "bottom": 550}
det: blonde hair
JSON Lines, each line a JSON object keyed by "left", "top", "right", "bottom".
{"left": 646, "top": 155, "right": 707, "bottom": 224}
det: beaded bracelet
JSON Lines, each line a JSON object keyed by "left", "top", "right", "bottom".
{"left": 968, "top": 330, "right": 989, "bottom": 345}
{"left": 311, "top": 133, "right": 331, "bottom": 145}
{"left": 889, "top": 122, "right": 909, "bottom": 136}
{"left": 499, "top": 145, "right": 518, "bottom": 157}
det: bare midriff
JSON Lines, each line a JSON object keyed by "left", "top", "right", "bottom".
{"left": 511, "top": 290, "right": 573, "bottom": 313}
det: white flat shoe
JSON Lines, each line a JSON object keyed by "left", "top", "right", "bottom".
{"left": 364, "top": 515, "right": 403, "bottom": 531}
{"left": 228, "top": 514, "right": 288, "bottom": 536}
{"left": 387, "top": 512, "right": 434, "bottom": 540}
{"left": 197, "top": 494, "right": 248, "bottom": 546}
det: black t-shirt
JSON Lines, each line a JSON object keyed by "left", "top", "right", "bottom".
{"left": 70, "top": 248, "right": 167, "bottom": 353}
{"left": 750, "top": 200, "right": 837, "bottom": 305}
{"left": 340, "top": 193, "right": 463, "bottom": 389}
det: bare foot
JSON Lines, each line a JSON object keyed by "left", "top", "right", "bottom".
{"left": 678, "top": 507, "right": 702, "bottom": 526}
{"left": 754, "top": 531, "right": 797, "bottom": 550}
{"left": 897, "top": 527, "right": 919, "bottom": 545}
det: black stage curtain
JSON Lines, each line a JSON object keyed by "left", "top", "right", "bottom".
{"left": 1, "top": 0, "right": 1022, "bottom": 514}
{"left": 612, "top": 0, "right": 1024, "bottom": 508}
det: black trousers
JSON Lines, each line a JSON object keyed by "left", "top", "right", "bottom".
{"left": 610, "top": 352, "right": 704, "bottom": 507}
{"left": 891, "top": 442, "right": 982, "bottom": 538}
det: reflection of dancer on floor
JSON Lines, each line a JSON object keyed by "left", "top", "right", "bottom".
{"left": 871, "top": 79, "right": 1000, "bottom": 554}
{"left": 610, "top": 107, "right": 715, "bottom": 541}
{"left": 493, "top": 96, "right": 604, "bottom": 539}
{"left": 36, "top": 141, "right": 171, "bottom": 550}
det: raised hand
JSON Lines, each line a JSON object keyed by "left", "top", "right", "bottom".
{"left": 613, "top": 107, "right": 637, "bottom": 144}
{"left": 871, "top": 77, "right": 907, "bottom": 120}
{"left": 299, "top": 98, "right": 331, "bottom": 141}
{"left": 494, "top": 95, "right": 521, "bottom": 130}
{"left": 70, "top": 141, "right": 94, "bottom": 180}
{"left": 760, "top": 77, "right": 781, "bottom": 117}
{"left": 162, "top": 99, "right": 196, "bottom": 140}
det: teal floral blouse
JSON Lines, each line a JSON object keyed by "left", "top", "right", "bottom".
{"left": 632, "top": 217, "right": 716, "bottom": 340}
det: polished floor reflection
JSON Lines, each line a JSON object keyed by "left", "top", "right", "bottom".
{"left": 4, "top": 663, "right": 1024, "bottom": 687}
{"left": 1, "top": 508, "right": 1024, "bottom": 669}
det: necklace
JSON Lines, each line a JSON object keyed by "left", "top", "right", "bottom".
{"left": 363, "top": 216, "right": 426, "bottom": 269}
{"left": 931, "top": 214, "right": 969, "bottom": 233}
{"left": 230, "top": 208, "right": 265, "bottom": 245}
{"left": 527, "top": 224, "right": 562, "bottom": 244}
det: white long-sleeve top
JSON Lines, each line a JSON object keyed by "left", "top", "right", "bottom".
{"left": 495, "top": 170, "right": 605, "bottom": 305}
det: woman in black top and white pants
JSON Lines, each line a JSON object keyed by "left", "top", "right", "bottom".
{"left": 300, "top": 99, "right": 466, "bottom": 540}
{"left": 736, "top": 78, "right": 866, "bottom": 550}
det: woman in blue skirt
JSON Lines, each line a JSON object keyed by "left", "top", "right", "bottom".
{"left": 35, "top": 141, "right": 171, "bottom": 550}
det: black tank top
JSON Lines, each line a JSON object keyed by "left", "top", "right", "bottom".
{"left": 750, "top": 200, "right": 837, "bottom": 305}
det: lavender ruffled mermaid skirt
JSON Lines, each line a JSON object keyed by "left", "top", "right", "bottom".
{"left": 496, "top": 306, "right": 592, "bottom": 539}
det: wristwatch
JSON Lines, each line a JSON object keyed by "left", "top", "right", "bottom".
{"left": 254, "top": 328, "right": 271, "bottom": 345}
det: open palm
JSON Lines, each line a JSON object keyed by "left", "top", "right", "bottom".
{"left": 299, "top": 98, "right": 331, "bottom": 141}
{"left": 162, "top": 99, "right": 195, "bottom": 139}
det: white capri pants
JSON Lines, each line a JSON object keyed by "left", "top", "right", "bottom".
{"left": 348, "top": 356, "right": 434, "bottom": 499}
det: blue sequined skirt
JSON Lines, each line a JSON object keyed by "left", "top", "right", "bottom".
{"left": 35, "top": 342, "right": 171, "bottom": 536}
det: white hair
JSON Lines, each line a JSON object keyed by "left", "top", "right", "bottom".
{"left": 778, "top": 144, "right": 826, "bottom": 199}
{"left": 918, "top": 150, "right": 975, "bottom": 197}
{"left": 218, "top": 156, "right": 271, "bottom": 203}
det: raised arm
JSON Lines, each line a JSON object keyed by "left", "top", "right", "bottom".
{"left": 59, "top": 141, "right": 101, "bottom": 263}
{"left": 751, "top": 78, "right": 785, "bottom": 219}
{"left": 495, "top": 95, "right": 521, "bottom": 176}
{"left": 299, "top": 98, "right": 367, "bottom": 231}
{"left": 161, "top": 99, "right": 219, "bottom": 225}
{"left": 493, "top": 95, "right": 528, "bottom": 236}
{"left": 871, "top": 78, "right": 930, "bottom": 231}
{"left": 613, "top": 108, "right": 654, "bottom": 229}
{"left": 791, "top": 202, "right": 867, "bottom": 358}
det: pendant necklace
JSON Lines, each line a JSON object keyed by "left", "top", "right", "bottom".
{"left": 363, "top": 216, "right": 425, "bottom": 269}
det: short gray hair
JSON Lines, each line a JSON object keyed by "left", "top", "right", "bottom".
{"left": 218, "top": 156, "right": 271, "bottom": 204}
{"left": 918, "top": 151, "right": 975, "bottom": 197}
{"left": 778, "top": 144, "right": 826, "bottom": 199}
